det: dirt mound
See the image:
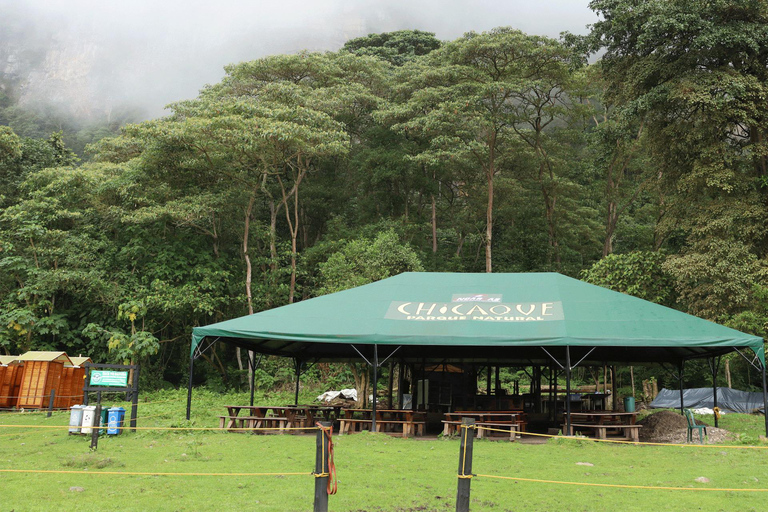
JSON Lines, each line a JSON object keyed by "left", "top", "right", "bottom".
{"left": 637, "top": 410, "right": 732, "bottom": 443}
{"left": 638, "top": 410, "right": 689, "bottom": 439}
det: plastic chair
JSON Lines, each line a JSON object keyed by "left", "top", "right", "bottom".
{"left": 684, "top": 409, "right": 707, "bottom": 443}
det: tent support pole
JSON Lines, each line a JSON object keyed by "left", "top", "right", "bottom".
{"left": 565, "top": 347, "right": 572, "bottom": 436}
{"left": 186, "top": 355, "right": 194, "bottom": 420}
{"left": 294, "top": 359, "right": 301, "bottom": 406}
{"left": 249, "top": 353, "right": 256, "bottom": 407}
{"left": 762, "top": 360, "right": 768, "bottom": 437}
{"left": 372, "top": 345, "right": 378, "bottom": 432}
{"left": 709, "top": 357, "right": 720, "bottom": 428}
{"left": 678, "top": 361, "right": 685, "bottom": 415}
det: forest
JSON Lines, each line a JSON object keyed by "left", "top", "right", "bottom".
{"left": 1, "top": 0, "right": 767, "bottom": 396}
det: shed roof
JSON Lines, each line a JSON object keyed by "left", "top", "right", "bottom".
{"left": 17, "top": 351, "right": 72, "bottom": 364}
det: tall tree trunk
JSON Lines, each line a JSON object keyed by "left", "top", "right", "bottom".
{"left": 630, "top": 366, "right": 636, "bottom": 398}
{"left": 351, "top": 364, "right": 370, "bottom": 409}
{"left": 431, "top": 194, "right": 438, "bottom": 254}
{"left": 243, "top": 191, "right": 257, "bottom": 390}
{"left": 725, "top": 359, "right": 732, "bottom": 388}
{"left": 485, "top": 138, "right": 496, "bottom": 273}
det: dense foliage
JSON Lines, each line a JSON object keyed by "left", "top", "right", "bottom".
{"left": 1, "top": 2, "right": 767, "bottom": 392}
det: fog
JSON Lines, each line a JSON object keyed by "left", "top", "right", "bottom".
{"left": 0, "top": 0, "right": 597, "bottom": 120}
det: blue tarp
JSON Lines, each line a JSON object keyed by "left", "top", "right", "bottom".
{"left": 650, "top": 387, "right": 765, "bottom": 414}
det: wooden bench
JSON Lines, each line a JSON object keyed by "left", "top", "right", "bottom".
{"left": 253, "top": 416, "right": 289, "bottom": 433}
{"left": 442, "top": 420, "right": 462, "bottom": 436}
{"left": 339, "top": 418, "right": 372, "bottom": 434}
{"left": 340, "top": 418, "right": 426, "bottom": 436}
{"left": 476, "top": 422, "right": 519, "bottom": 441}
{"left": 219, "top": 415, "right": 264, "bottom": 431}
{"left": 375, "top": 420, "right": 426, "bottom": 437}
{"left": 566, "top": 423, "right": 642, "bottom": 442}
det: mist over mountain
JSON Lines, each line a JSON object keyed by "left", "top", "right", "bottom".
{"left": 0, "top": 0, "right": 596, "bottom": 124}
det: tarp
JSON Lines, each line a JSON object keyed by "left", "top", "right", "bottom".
{"left": 651, "top": 387, "right": 766, "bottom": 414}
{"left": 190, "top": 272, "right": 765, "bottom": 365}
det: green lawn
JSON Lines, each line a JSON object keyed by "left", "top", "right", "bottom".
{"left": 2, "top": 390, "right": 768, "bottom": 511}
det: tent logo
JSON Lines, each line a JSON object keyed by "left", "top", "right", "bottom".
{"left": 385, "top": 301, "right": 564, "bottom": 322}
{"left": 452, "top": 294, "right": 502, "bottom": 303}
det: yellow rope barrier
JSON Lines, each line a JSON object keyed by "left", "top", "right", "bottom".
{"left": 473, "top": 425, "right": 768, "bottom": 450}
{"left": 475, "top": 473, "right": 768, "bottom": 492}
{"left": 0, "top": 424, "right": 321, "bottom": 432}
{"left": 0, "top": 469, "right": 309, "bottom": 477}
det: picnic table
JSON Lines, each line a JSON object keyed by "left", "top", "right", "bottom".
{"left": 443, "top": 411, "right": 525, "bottom": 440}
{"left": 339, "top": 408, "right": 426, "bottom": 437}
{"left": 564, "top": 411, "right": 641, "bottom": 441}
{"left": 221, "top": 405, "right": 320, "bottom": 433}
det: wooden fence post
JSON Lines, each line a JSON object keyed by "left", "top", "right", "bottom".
{"left": 90, "top": 391, "right": 102, "bottom": 450}
{"left": 314, "top": 421, "right": 332, "bottom": 512}
{"left": 456, "top": 417, "right": 476, "bottom": 512}
{"left": 47, "top": 389, "right": 55, "bottom": 418}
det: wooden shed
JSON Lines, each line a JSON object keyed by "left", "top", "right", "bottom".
{"left": 59, "top": 356, "right": 92, "bottom": 408}
{"left": 16, "top": 352, "right": 72, "bottom": 409}
{"left": 0, "top": 356, "right": 23, "bottom": 408}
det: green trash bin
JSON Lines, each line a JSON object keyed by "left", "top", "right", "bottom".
{"left": 99, "top": 406, "right": 109, "bottom": 435}
{"left": 623, "top": 396, "right": 636, "bottom": 413}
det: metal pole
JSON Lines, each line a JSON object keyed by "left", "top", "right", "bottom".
{"left": 186, "top": 356, "right": 194, "bottom": 420}
{"left": 711, "top": 357, "right": 720, "bottom": 428}
{"left": 565, "top": 347, "right": 572, "bottom": 435}
{"left": 294, "top": 359, "right": 301, "bottom": 406}
{"left": 130, "top": 365, "right": 140, "bottom": 431}
{"left": 762, "top": 360, "right": 768, "bottom": 438}
{"left": 678, "top": 361, "right": 685, "bottom": 415}
{"left": 250, "top": 352, "right": 256, "bottom": 407}
{"left": 371, "top": 345, "right": 378, "bottom": 432}
{"left": 313, "top": 421, "right": 332, "bottom": 512}
{"left": 455, "top": 417, "right": 475, "bottom": 512}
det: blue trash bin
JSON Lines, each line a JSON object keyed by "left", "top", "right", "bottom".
{"left": 68, "top": 405, "right": 84, "bottom": 434}
{"left": 107, "top": 407, "right": 126, "bottom": 435}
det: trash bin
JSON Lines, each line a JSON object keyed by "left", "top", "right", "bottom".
{"left": 107, "top": 407, "right": 126, "bottom": 435}
{"left": 623, "top": 396, "right": 636, "bottom": 413}
{"left": 99, "top": 406, "right": 109, "bottom": 435}
{"left": 81, "top": 405, "right": 97, "bottom": 434}
{"left": 68, "top": 405, "right": 84, "bottom": 434}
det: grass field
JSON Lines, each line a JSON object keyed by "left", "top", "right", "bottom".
{"left": 2, "top": 389, "right": 768, "bottom": 511}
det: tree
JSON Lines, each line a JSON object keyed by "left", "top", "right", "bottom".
{"left": 342, "top": 29, "right": 441, "bottom": 66}
{"left": 582, "top": 251, "right": 675, "bottom": 306}
{"left": 587, "top": 0, "right": 768, "bottom": 324}
{"left": 317, "top": 229, "right": 423, "bottom": 407}
{"left": 384, "top": 27, "right": 582, "bottom": 272}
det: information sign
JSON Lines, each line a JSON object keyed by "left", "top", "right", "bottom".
{"left": 90, "top": 370, "right": 129, "bottom": 387}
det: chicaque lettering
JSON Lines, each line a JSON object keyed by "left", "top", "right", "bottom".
{"left": 385, "top": 301, "right": 564, "bottom": 322}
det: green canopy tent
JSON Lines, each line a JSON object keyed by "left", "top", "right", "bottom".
{"left": 188, "top": 272, "right": 767, "bottom": 433}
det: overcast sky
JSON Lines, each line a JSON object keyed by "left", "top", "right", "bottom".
{"left": 2, "top": 0, "right": 598, "bottom": 119}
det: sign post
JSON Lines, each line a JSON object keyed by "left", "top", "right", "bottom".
{"left": 82, "top": 363, "right": 140, "bottom": 432}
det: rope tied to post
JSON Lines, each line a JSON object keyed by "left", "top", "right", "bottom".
{"left": 315, "top": 422, "right": 337, "bottom": 495}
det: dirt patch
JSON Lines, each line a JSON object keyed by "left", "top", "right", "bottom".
{"left": 637, "top": 410, "right": 732, "bottom": 444}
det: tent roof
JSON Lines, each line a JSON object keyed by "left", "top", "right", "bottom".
{"left": 191, "top": 272, "right": 765, "bottom": 366}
